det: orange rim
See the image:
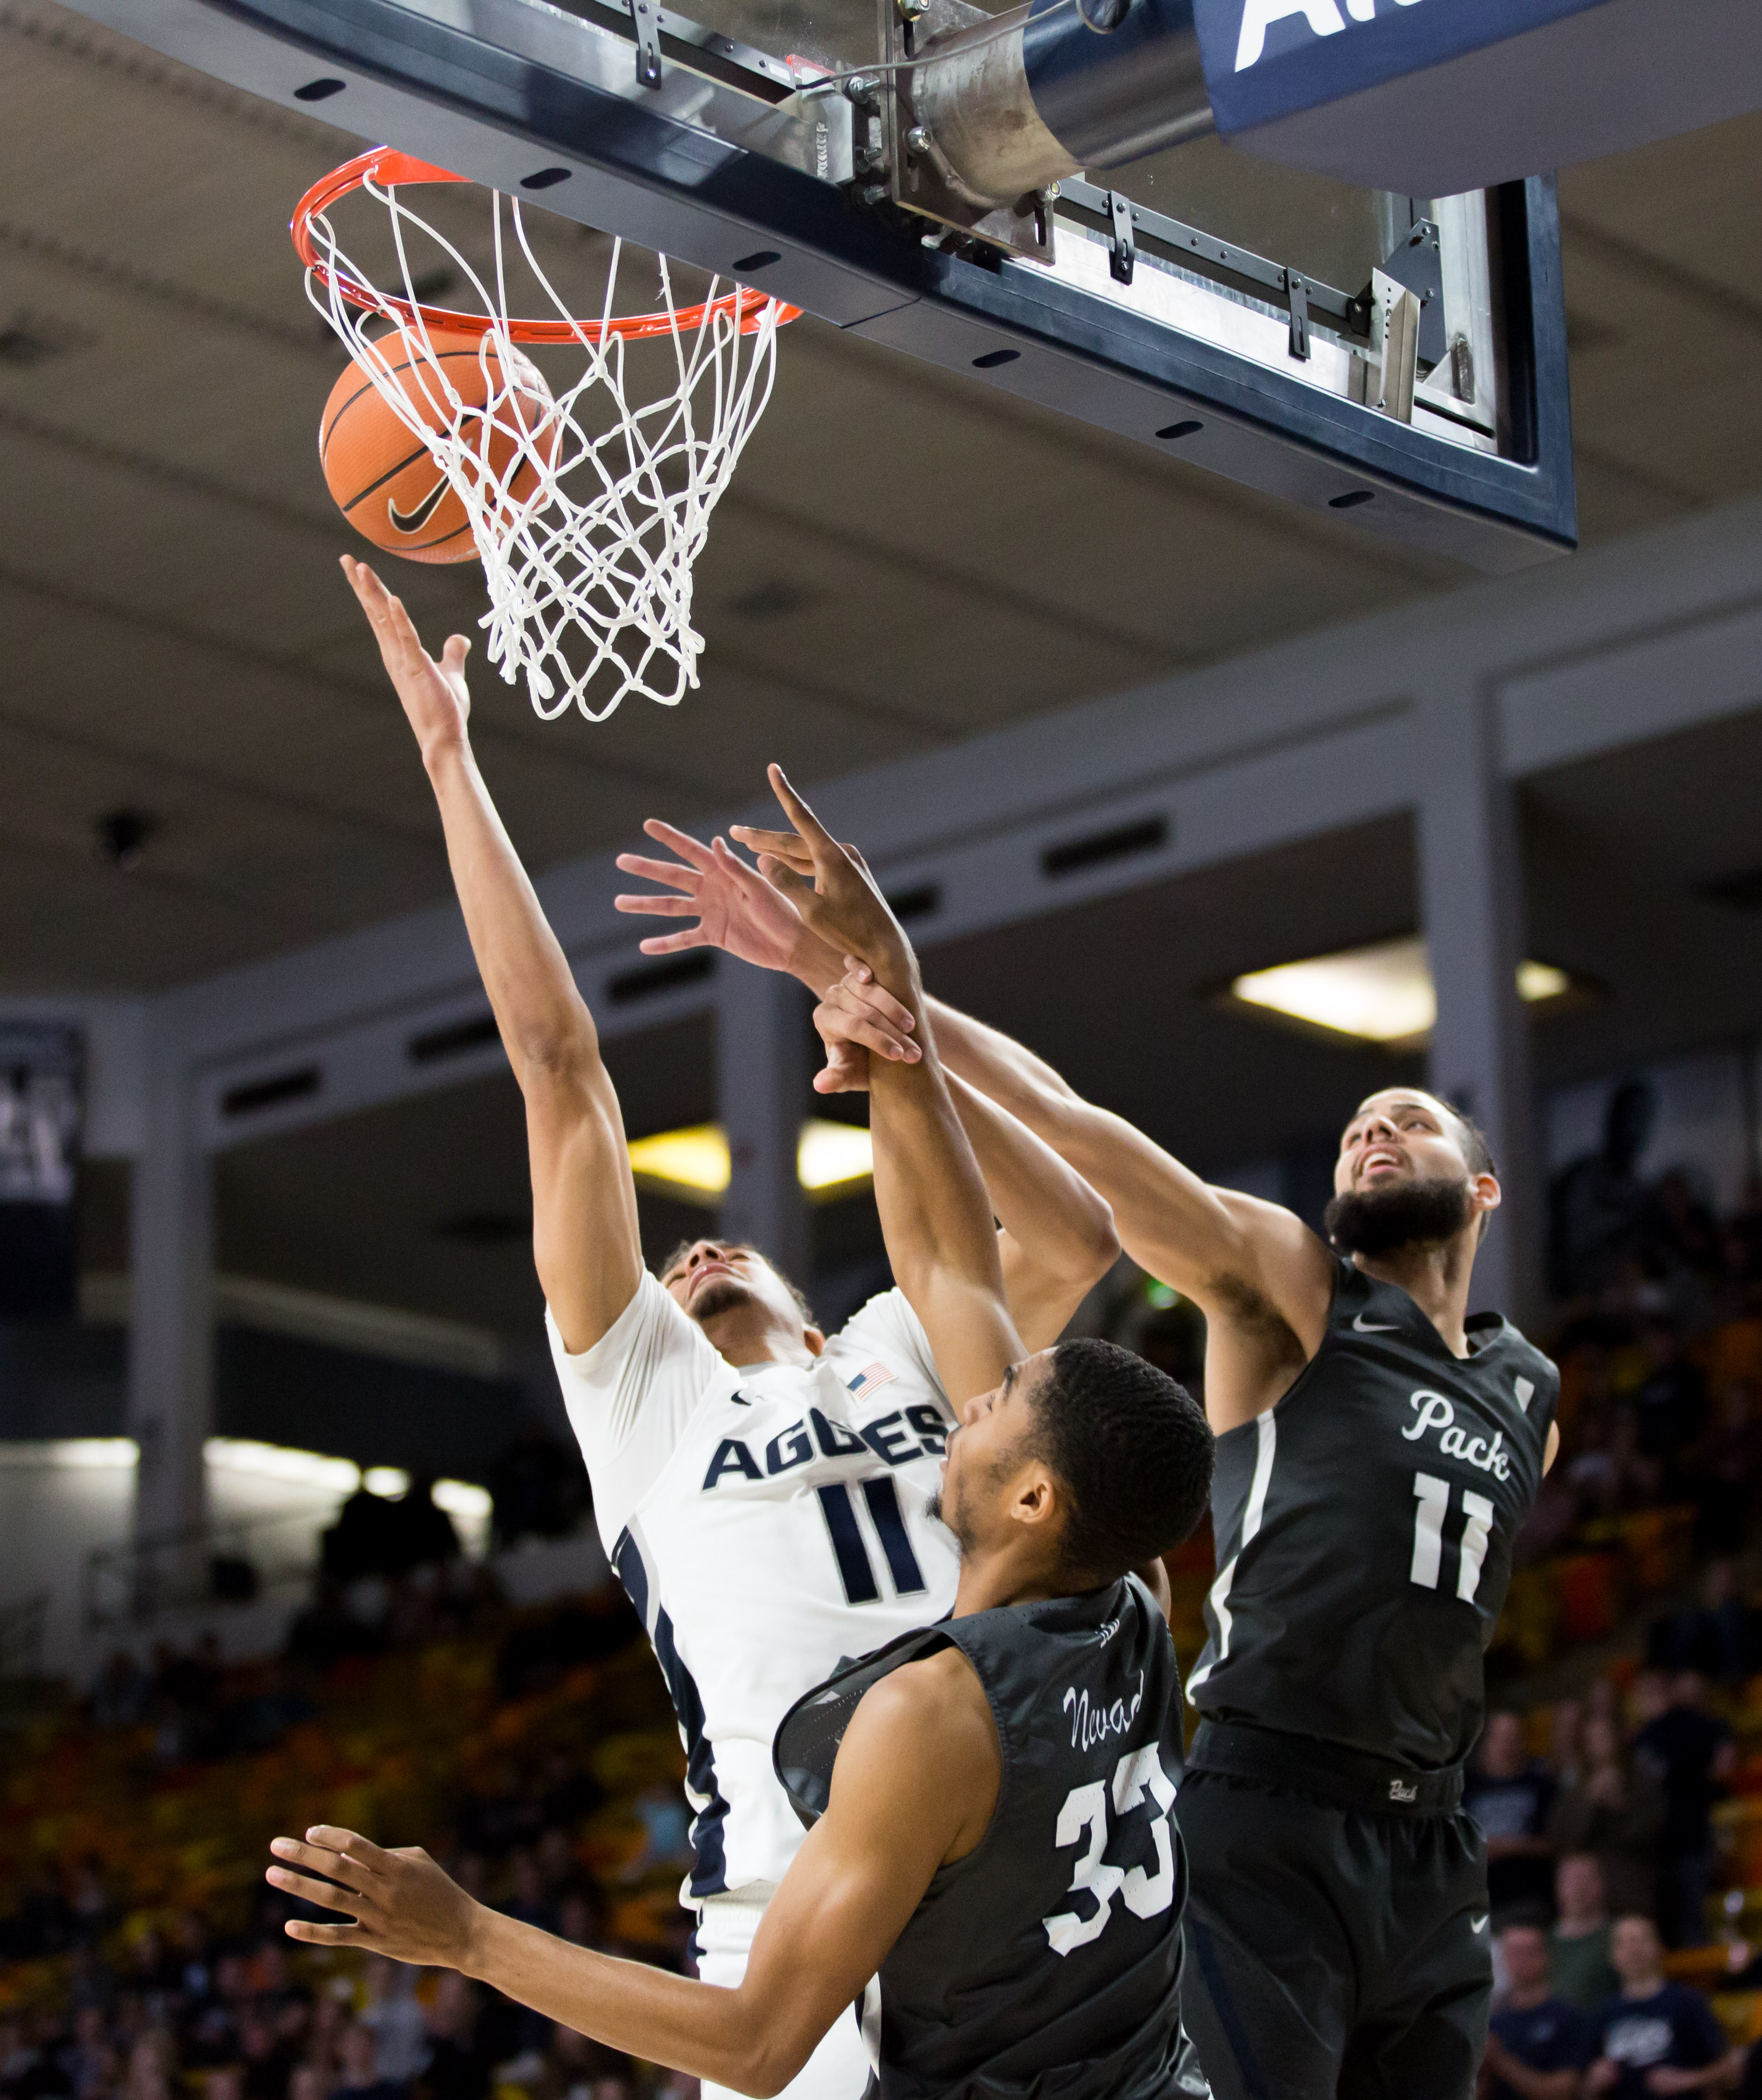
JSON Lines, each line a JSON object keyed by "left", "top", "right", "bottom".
{"left": 292, "top": 146, "right": 798, "bottom": 343}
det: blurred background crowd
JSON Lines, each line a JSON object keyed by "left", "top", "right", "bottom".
{"left": 8, "top": 1078, "right": 1762, "bottom": 2100}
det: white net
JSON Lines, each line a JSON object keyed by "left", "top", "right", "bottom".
{"left": 300, "top": 156, "right": 789, "bottom": 721}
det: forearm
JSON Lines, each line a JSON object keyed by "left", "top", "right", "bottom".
{"left": 870, "top": 995, "right": 1006, "bottom": 1310}
{"left": 946, "top": 1073, "right": 1118, "bottom": 1282}
{"left": 426, "top": 741, "right": 597, "bottom": 1080}
{"left": 922, "top": 998, "right": 1244, "bottom": 1295}
{"left": 460, "top": 1907, "right": 787, "bottom": 2095}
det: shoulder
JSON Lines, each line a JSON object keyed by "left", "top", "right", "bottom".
{"left": 831, "top": 1289, "right": 945, "bottom": 1392}
{"left": 838, "top": 1648, "right": 1000, "bottom": 1816}
{"left": 854, "top": 1645, "right": 990, "bottom": 1739}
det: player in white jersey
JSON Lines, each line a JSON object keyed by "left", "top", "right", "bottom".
{"left": 341, "top": 559, "right": 1126, "bottom": 2100}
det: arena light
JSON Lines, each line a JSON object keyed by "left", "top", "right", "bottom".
{"left": 1224, "top": 937, "right": 1584, "bottom": 1048}
{"left": 627, "top": 1121, "right": 875, "bottom": 1205}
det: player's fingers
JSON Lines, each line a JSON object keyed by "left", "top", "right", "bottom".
{"left": 755, "top": 854, "right": 814, "bottom": 904}
{"left": 710, "top": 835, "right": 772, "bottom": 892}
{"left": 814, "top": 1042, "right": 868, "bottom": 1094}
{"left": 638, "top": 931, "right": 707, "bottom": 956}
{"left": 307, "top": 1825, "right": 388, "bottom": 1869}
{"left": 819, "top": 999, "right": 917, "bottom": 1063}
{"left": 640, "top": 820, "right": 717, "bottom": 872}
{"left": 342, "top": 557, "right": 388, "bottom": 621}
{"left": 268, "top": 1835, "right": 356, "bottom": 1877}
{"left": 765, "top": 765, "right": 838, "bottom": 862}
{"left": 728, "top": 831, "right": 815, "bottom": 882}
{"left": 440, "top": 635, "right": 472, "bottom": 673}
{"left": 283, "top": 1921, "right": 363, "bottom": 1947}
{"left": 835, "top": 967, "right": 916, "bottom": 1035}
{"left": 614, "top": 854, "right": 700, "bottom": 894}
{"left": 614, "top": 893, "right": 696, "bottom": 919}
{"left": 264, "top": 1866, "right": 364, "bottom": 1915}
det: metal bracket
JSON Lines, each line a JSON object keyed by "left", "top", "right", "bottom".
{"left": 1285, "top": 270, "right": 1309, "bottom": 360}
{"left": 1371, "top": 219, "right": 1444, "bottom": 368}
{"left": 630, "top": 0, "right": 661, "bottom": 86}
{"left": 879, "top": 0, "right": 1055, "bottom": 265}
{"left": 1056, "top": 178, "right": 1365, "bottom": 341}
{"left": 1108, "top": 191, "right": 1134, "bottom": 286}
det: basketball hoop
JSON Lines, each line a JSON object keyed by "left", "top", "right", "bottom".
{"left": 293, "top": 148, "right": 798, "bottom": 720}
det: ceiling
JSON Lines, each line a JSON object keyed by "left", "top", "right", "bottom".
{"left": 71, "top": 701, "right": 1752, "bottom": 1340}
{"left": 2, "top": 0, "right": 1761, "bottom": 996}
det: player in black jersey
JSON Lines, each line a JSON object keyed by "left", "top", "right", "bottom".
{"left": 262, "top": 771, "right": 1215, "bottom": 2100}
{"left": 611, "top": 818, "right": 1565, "bottom": 2099}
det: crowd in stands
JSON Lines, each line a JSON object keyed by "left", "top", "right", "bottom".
{"left": 1, "top": 1573, "right": 697, "bottom": 2100}
{"left": 8, "top": 1074, "right": 1762, "bottom": 2100}
{"left": 1473, "top": 1085, "right": 1762, "bottom": 2095}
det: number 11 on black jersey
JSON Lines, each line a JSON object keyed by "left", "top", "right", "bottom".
{"left": 1409, "top": 1472, "right": 1495, "bottom": 1604}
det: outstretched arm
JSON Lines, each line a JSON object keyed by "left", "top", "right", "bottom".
{"left": 755, "top": 769, "right": 1022, "bottom": 1404}
{"left": 815, "top": 967, "right": 1119, "bottom": 1352}
{"left": 267, "top": 1651, "right": 995, "bottom": 2099}
{"left": 617, "top": 828, "right": 1119, "bottom": 1352}
{"left": 727, "top": 823, "right": 1334, "bottom": 1432}
{"left": 344, "top": 558, "right": 640, "bottom": 1353}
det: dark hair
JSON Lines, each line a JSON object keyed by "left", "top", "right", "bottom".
{"left": 1451, "top": 1105, "right": 1497, "bottom": 1182}
{"left": 657, "top": 1238, "right": 815, "bottom": 1326}
{"left": 1028, "top": 1338, "right": 1214, "bottom": 1586}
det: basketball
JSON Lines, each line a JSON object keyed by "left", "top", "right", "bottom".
{"left": 319, "top": 328, "right": 557, "bottom": 564}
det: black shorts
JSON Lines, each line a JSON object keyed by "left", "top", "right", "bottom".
{"left": 1175, "top": 1768, "right": 1491, "bottom": 2100}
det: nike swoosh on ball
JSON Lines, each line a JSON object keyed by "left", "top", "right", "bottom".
{"left": 388, "top": 473, "right": 451, "bottom": 533}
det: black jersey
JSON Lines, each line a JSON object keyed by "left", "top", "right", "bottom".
{"left": 1187, "top": 1257, "right": 1558, "bottom": 1772}
{"left": 775, "top": 1575, "right": 1191, "bottom": 2100}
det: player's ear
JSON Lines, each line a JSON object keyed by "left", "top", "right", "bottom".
{"left": 803, "top": 1326, "right": 826, "bottom": 1356}
{"left": 1008, "top": 1464, "right": 1059, "bottom": 1534}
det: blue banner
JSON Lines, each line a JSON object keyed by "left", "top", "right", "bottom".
{"left": 1194, "top": 0, "right": 1612, "bottom": 141}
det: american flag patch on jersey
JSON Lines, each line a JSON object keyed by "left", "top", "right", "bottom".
{"left": 847, "top": 1362, "right": 896, "bottom": 1400}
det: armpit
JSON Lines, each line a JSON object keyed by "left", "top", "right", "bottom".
{"left": 1206, "top": 1272, "right": 1308, "bottom": 1369}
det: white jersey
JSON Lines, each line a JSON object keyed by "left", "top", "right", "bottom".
{"left": 549, "top": 1272, "right": 959, "bottom": 1901}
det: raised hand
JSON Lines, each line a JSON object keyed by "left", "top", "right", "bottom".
{"left": 744, "top": 767, "right": 910, "bottom": 989}
{"left": 342, "top": 555, "right": 471, "bottom": 764}
{"left": 812, "top": 964, "right": 921, "bottom": 1095}
{"left": 614, "top": 820, "right": 829, "bottom": 979}
{"left": 268, "top": 1826, "right": 479, "bottom": 1969}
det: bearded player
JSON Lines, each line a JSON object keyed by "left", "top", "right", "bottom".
{"left": 339, "top": 558, "right": 1127, "bottom": 2100}
{"left": 267, "top": 772, "right": 1214, "bottom": 2100}
{"left": 616, "top": 813, "right": 1563, "bottom": 2100}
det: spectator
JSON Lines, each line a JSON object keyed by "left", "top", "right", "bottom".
{"left": 1548, "top": 1700, "right": 1585, "bottom": 1790}
{"left": 1692, "top": 1382, "right": 1762, "bottom": 1557}
{"left": 387, "top": 1474, "right": 462, "bottom": 1575}
{"left": 330, "top": 2025, "right": 405, "bottom": 2100}
{"left": 489, "top": 1419, "right": 590, "bottom": 1553}
{"left": 1549, "top": 1854, "right": 1620, "bottom": 2017}
{"left": 414, "top": 1978, "right": 486, "bottom": 2100}
{"left": 1648, "top": 1559, "right": 1760, "bottom": 1683}
{"left": 285, "top": 1581, "right": 386, "bottom": 1673}
{"left": 1465, "top": 1712, "right": 1557, "bottom": 1918}
{"left": 321, "top": 1486, "right": 409, "bottom": 1586}
{"left": 1548, "top": 1716, "right": 1666, "bottom": 1921}
{"left": 360, "top": 1963, "right": 427, "bottom": 2087}
{"left": 1585, "top": 1915, "right": 1741, "bottom": 2096}
{"left": 1549, "top": 1080, "right": 1659, "bottom": 1302}
{"left": 1481, "top": 1922, "right": 1591, "bottom": 2100}
{"left": 1633, "top": 1321, "right": 1709, "bottom": 1469}
{"left": 1632, "top": 1671, "right": 1736, "bottom": 1948}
